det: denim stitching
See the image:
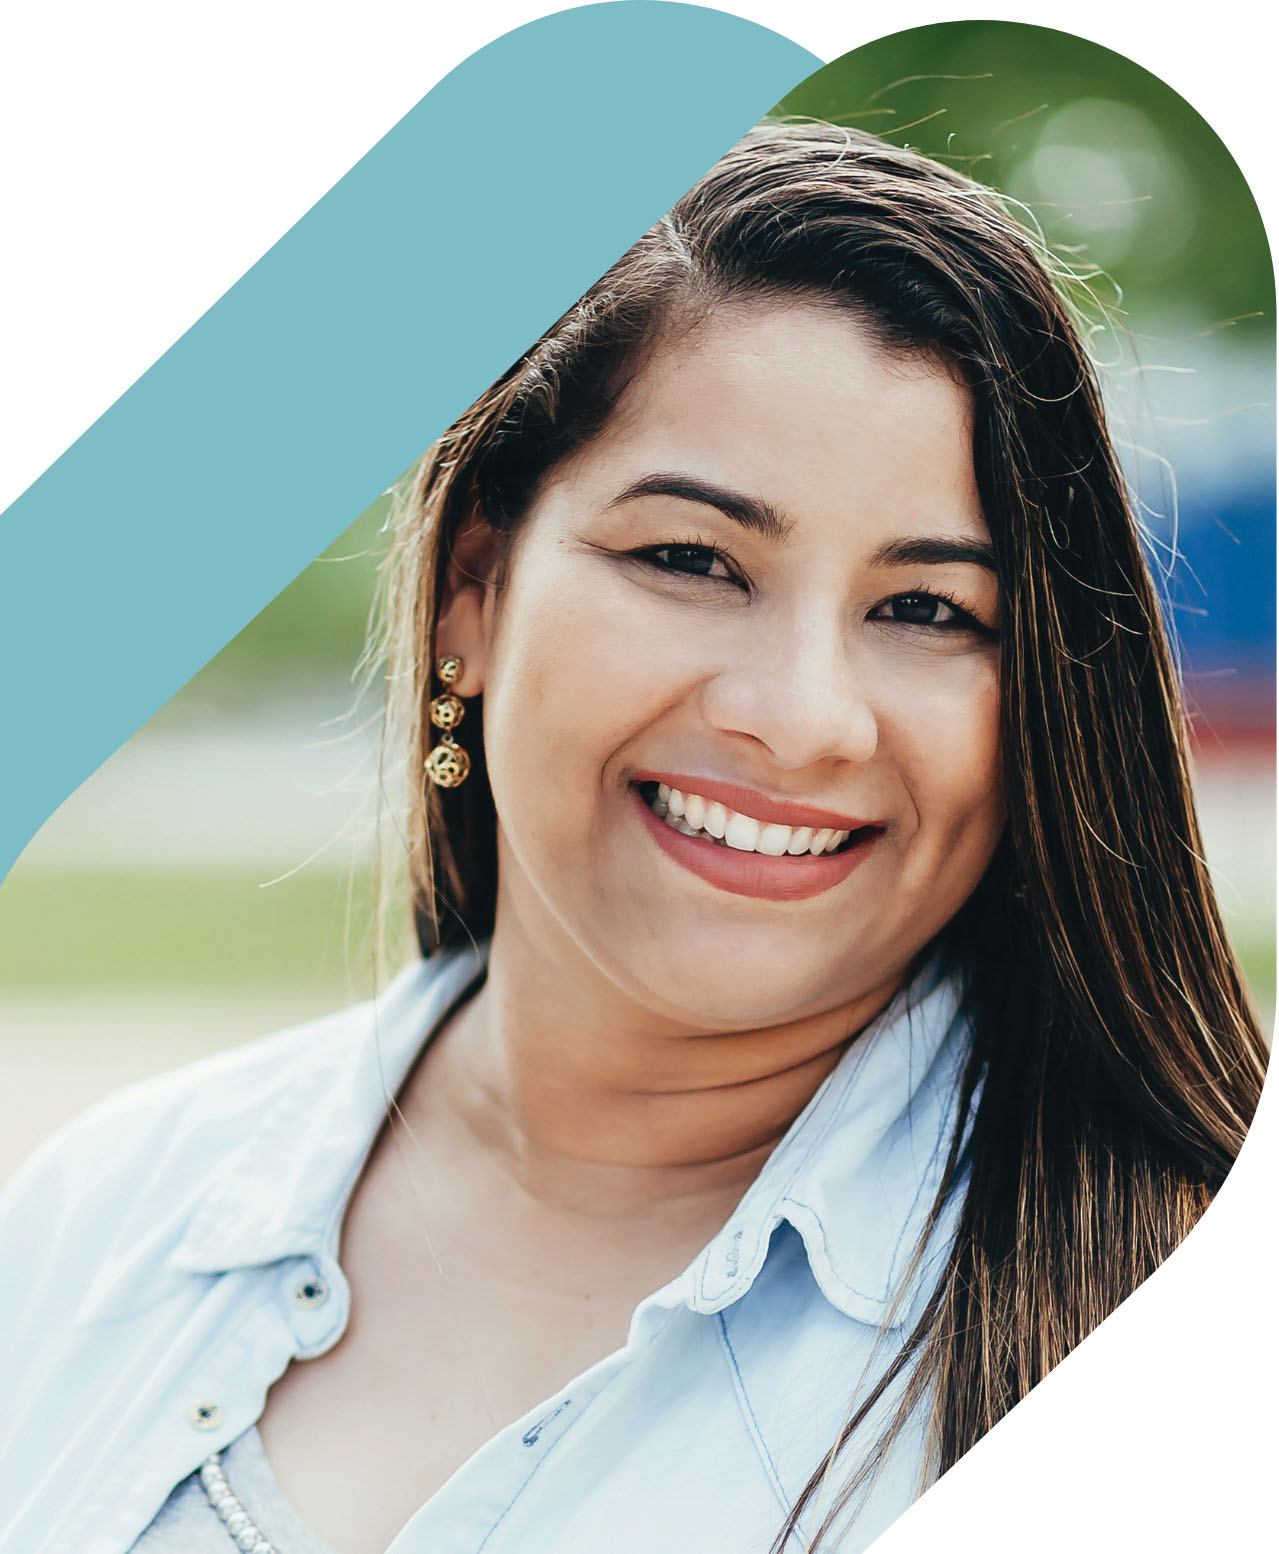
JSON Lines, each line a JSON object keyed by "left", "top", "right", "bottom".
{"left": 474, "top": 1359, "right": 631, "bottom": 1552}
{"left": 716, "top": 1311, "right": 803, "bottom": 1540}
{"left": 473, "top": 1438, "right": 560, "bottom": 1554}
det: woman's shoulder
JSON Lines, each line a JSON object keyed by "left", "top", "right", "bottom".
{"left": 0, "top": 951, "right": 481, "bottom": 1312}
{"left": 3, "top": 995, "right": 367, "bottom": 1216}
{"left": 0, "top": 1001, "right": 359, "bottom": 1324}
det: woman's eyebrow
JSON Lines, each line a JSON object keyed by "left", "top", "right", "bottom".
{"left": 606, "top": 472, "right": 793, "bottom": 542}
{"left": 870, "top": 536, "right": 998, "bottom": 572}
{"left": 605, "top": 479, "right": 995, "bottom": 572}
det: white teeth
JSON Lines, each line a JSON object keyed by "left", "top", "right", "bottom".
{"left": 724, "top": 812, "right": 761, "bottom": 851}
{"left": 645, "top": 784, "right": 856, "bottom": 859}
{"left": 756, "top": 823, "right": 791, "bottom": 857}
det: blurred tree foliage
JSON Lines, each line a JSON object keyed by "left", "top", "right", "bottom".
{"left": 774, "top": 21, "right": 1273, "bottom": 337}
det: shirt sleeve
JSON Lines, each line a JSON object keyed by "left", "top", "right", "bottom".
{"left": 0, "top": 1068, "right": 206, "bottom": 1451}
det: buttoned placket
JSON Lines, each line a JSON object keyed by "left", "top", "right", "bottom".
{"left": 45, "top": 1256, "right": 347, "bottom": 1554}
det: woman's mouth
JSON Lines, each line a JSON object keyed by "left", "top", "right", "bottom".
{"left": 630, "top": 780, "right": 882, "bottom": 901}
{"left": 637, "top": 781, "right": 860, "bottom": 856}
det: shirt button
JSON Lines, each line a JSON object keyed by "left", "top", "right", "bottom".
{"left": 292, "top": 1274, "right": 329, "bottom": 1308}
{"left": 188, "top": 1399, "right": 222, "bottom": 1430}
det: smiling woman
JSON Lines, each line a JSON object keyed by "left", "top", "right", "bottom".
{"left": 0, "top": 123, "right": 1268, "bottom": 1554}
{"left": 434, "top": 302, "right": 1004, "bottom": 1006}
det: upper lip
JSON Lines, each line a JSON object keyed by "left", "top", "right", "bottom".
{"left": 632, "top": 771, "right": 877, "bottom": 832}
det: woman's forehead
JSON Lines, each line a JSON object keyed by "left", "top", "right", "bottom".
{"left": 554, "top": 299, "right": 988, "bottom": 549}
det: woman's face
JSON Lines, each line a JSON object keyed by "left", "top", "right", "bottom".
{"left": 450, "top": 301, "right": 1005, "bottom": 1028}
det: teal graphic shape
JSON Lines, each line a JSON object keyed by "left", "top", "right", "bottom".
{"left": 0, "top": 2, "right": 820, "bottom": 879}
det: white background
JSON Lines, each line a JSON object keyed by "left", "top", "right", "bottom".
{"left": 0, "top": 3, "right": 1274, "bottom": 1550}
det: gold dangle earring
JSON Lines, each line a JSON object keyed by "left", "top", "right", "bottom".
{"left": 424, "top": 655, "right": 471, "bottom": 788}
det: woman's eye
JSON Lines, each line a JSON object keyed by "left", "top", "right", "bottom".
{"left": 874, "top": 592, "right": 967, "bottom": 628}
{"left": 642, "top": 544, "right": 734, "bottom": 580}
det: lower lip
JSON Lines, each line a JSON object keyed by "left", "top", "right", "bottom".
{"left": 630, "top": 785, "right": 880, "bottom": 902}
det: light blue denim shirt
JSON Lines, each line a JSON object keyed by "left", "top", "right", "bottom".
{"left": 0, "top": 942, "right": 975, "bottom": 1554}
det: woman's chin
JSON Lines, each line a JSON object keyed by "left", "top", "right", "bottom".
{"left": 609, "top": 931, "right": 879, "bottom": 1032}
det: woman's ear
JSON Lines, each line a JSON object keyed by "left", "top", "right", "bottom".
{"left": 434, "top": 512, "right": 504, "bottom": 696}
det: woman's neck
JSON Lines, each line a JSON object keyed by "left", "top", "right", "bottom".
{"left": 408, "top": 916, "right": 905, "bottom": 1218}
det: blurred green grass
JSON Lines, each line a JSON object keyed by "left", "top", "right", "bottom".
{"left": 0, "top": 868, "right": 388, "bottom": 994}
{"left": 1238, "top": 936, "right": 1277, "bottom": 1034}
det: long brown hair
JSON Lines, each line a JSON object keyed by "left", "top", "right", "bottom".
{"left": 377, "top": 122, "right": 1269, "bottom": 1545}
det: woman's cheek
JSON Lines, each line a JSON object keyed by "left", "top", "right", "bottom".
{"left": 494, "top": 589, "right": 664, "bottom": 785}
{"left": 884, "top": 656, "right": 1003, "bottom": 830}
{"left": 551, "top": 580, "right": 704, "bottom": 720}
{"left": 882, "top": 644, "right": 998, "bottom": 728}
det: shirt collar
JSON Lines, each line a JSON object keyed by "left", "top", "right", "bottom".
{"left": 155, "top": 938, "right": 969, "bottom": 1333}
{"left": 678, "top": 947, "right": 974, "bottom": 1329}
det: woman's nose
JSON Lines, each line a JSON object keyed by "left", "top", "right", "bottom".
{"left": 700, "top": 618, "right": 878, "bottom": 771}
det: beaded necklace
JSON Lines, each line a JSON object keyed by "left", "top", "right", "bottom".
{"left": 198, "top": 1452, "right": 278, "bottom": 1554}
